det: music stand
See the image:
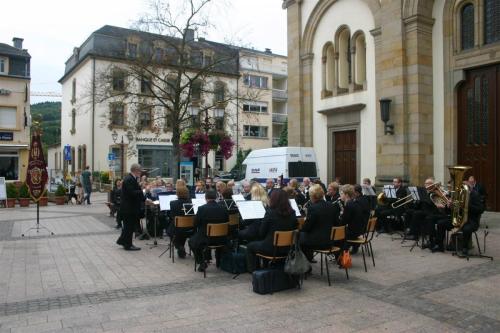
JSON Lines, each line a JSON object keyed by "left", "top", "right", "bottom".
{"left": 21, "top": 201, "right": 55, "bottom": 237}
{"left": 224, "top": 199, "right": 235, "bottom": 211}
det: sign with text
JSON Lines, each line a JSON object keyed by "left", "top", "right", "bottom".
{"left": 0, "top": 132, "right": 13, "bottom": 141}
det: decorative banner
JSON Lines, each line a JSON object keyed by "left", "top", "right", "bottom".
{"left": 26, "top": 131, "right": 48, "bottom": 202}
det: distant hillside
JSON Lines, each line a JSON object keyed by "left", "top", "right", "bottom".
{"left": 31, "top": 101, "right": 61, "bottom": 147}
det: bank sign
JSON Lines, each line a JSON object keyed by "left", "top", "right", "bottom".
{"left": 135, "top": 136, "right": 171, "bottom": 143}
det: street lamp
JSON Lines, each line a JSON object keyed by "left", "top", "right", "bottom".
{"left": 111, "top": 129, "right": 133, "bottom": 178}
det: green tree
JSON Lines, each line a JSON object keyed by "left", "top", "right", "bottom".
{"left": 278, "top": 119, "right": 288, "bottom": 147}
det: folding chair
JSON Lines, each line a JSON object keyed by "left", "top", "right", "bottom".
{"left": 313, "top": 225, "right": 348, "bottom": 286}
{"left": 195, "top": 222, "right": 229, "bottom": 278}
{"left": 347, "top": 217, "right": 377, "bottom": 272}
{"left": 169, "top": 216, "right": 195, "bottom": 263}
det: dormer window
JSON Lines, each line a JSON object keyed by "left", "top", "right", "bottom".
{"left": 128, "top": 43, "right": 137, "bottom": 59}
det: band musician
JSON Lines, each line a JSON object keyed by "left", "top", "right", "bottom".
{"left": 375, "top": 177, "right": 407, "bottom": 233}
{"left": 404, "top": 178, "right": 447, "bottom": 244}
{"left": 432, "top": 182, "right": 484, "bottom": 255}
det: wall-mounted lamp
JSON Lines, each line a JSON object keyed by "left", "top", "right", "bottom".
{"left": 379, "top": 98, "right": 394, "bottom": 135}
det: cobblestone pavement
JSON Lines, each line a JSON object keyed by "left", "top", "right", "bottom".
{"left": 0, "top": 193, "right": 499, "bottom": 332}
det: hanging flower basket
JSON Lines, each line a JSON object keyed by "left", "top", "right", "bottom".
{"left": 180, "top": 130, "right": 211, "bottom": 158}
{"left": 217, "top": 134, "right": 235, "bottom": 159}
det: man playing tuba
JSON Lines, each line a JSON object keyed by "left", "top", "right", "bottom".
{"left": 432, "top": 180, "right": 484, "bottom": 255}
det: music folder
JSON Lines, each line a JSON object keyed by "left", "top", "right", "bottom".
{"left": 195, "top": 193, "right": 205, "bottom": 200}
{"left": 383, "top": 185, "right": 397, "bottom": 199}
{"left": 232, "top": 194, "right": 245, "bottom": 202}
{"left": 191, "top": 198, "right": 207, "bottom": 214}
{"left": 237, "top": 200, "right": 266, "bottom": 220}
{"left": 408, "top": 186, "right": 421, "bottom": 201}
{"left": 289, "top": 199, "right": 302, "bottom": 217}
{"left": 158, "top": 194, "right": 177, "bottom": 211}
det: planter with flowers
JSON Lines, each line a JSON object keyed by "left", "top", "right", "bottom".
{"left": 54, "top": 184, "right": 66, "bottom": 205}
{"left": 180, "top": 129, "right": 234, "bottom": 160}
{"left": 18, "top": 183, "right": 31, "bottom": 207}
{"left": 6, "top": 183, "right": 18, "bottom": 208}
{"left": 39, "top": 190, "right": 48, "bottom": 206}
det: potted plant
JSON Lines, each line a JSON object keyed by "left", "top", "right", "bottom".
{"left": 6, "top": 183, "right": 18, "bottom": 208}
{"left": 54, "top": 184, "right": 66, "bottom": 205}
{"left": 39, "top": 190, "right": 48, "bottom": 206}
{"left": 18, "top": 183, "right": 31, "bottom": 207}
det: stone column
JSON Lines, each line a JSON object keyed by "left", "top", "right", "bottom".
{"left": 283, "top": 0, "right": 303, "bottom": 146}
{"left": 301, "top": 53, "right": 314, "bottom": 147}
{"left": 403, "top": 14, "right": 435, "bottom": 184}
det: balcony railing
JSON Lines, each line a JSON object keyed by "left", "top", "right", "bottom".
{"left": 272, "top": 113, "right": 288, "bottom": 124}
{"left": 272, "top": 89, "right": 287, "bottom": 100}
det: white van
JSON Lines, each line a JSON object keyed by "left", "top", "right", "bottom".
{"left": 242, "top": 147, "right": 319, "bottom": 183}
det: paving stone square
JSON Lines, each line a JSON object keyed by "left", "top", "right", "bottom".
{"left": 0, "top": 193, "right": 499, "bottom": 332}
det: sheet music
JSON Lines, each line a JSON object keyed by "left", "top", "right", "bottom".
{"left": 361, "top": 185, "right": 376, "bottom": 196}
{"left": 383, "top": 185, "right": 397, "bottom": 199}
{"left": 289, "top": 199, "right": 302, "bottom": 217}
{"left": 237, "top": 200, "right": 266, "bottom": 220}
{"left": 231, "top": 194, "right": 245, "bottom": 202}
{"left": 195, "top": 193, "right": 205, "bottom": 200}
{"left": 191, "top": 198, "right": 207, "bottom": 214}
{"left": 158, "top": 195, "right": 177, "bottom": 211}
{"left": 408, "top": 186, "right": 420, "bottom": 201}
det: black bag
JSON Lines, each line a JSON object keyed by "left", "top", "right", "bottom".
{"left": 220, "top": 246, "right": 247, "bottom": 274}
{"left": 252, "top": 268, "right": 298, "bottom": 295}
{"left": 284, "top": 231, "right": 311, "bottom": 275}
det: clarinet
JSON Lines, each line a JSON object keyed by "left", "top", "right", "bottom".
{"left": 332, "top": 198, "right": 344, "bottom": 221}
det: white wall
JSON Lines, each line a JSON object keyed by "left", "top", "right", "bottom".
{"left": 432, "top": 0, "right": 446, "bottom": 184}
{"left": 310, "top": 0, "right": 377, "bottom": 183}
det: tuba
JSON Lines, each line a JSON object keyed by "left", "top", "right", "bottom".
{"left": 448, "top": 166, "right": 472, "bottom": 231}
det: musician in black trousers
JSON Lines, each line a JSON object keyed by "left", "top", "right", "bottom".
{"left": 340, "top": 185, "right": 365, "bottom": 246}
{"left": 168, "top": 186, "right": 192, "bottom": 259}
{"left": 300, "top": 184, "right": 340, "bottom": 262}
{"left": 116, "top": 164, "right": 146, "bottom": 251}
{"left": 188, "top": 189, "right": 229, "bottom": 272}
{"left": 375, "top": 177, "right": 407, "bottom": 233}
{"left": 432, "top": 185, "right": 484, "bottom": 255}
{"left": 246, "top": 189, "right": 297, "bottom": 272}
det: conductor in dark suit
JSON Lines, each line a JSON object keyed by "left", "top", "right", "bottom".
{"left": 246, "top": 189, "right": 297, "bottom": 272}
{"left": 300, "top": 184, "right": 340, "bottom": 262}
{"left": 188, "top": 189, "right": 229, "bottom": 272}
{"left": 116, "top": 164, "right": 146, "bottom": 251}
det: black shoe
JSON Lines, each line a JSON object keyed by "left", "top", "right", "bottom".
{"left": 350, "top": 245, "right": 359, "bottom": 255}
{"left": 378, "top": 228, "right": 386, "bottom": 234}
{"left": 115, "top": 224, "right": 122, "bottom": 229}
{"left": 460, "top": 248, "right": 469, "bottom": 257}
{"left": 116, "top": 238, "right": 124, "bottom": 246}
{"left": 421, "top": 242, "right": 431, "bottom": 249}
{"left": 125, "top": 245, "right": 141, "bottom": 251}
{"left": 431, "top": 245, "right": 444, "bottom": 253}
{"left": 177, "top": 248, "right": 186, "bottom": 259}
{"left": 197, "top": 262, "right": 207, "bottom": 272}
{"left": 405, "top": 234, "right": 416, "bottom": 241}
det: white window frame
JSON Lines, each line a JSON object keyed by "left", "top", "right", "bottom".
{"left": 243, "top": 74, "right": 268, "bottom": 89}
{"left": 242, "top": 101, "right": 268, "bottom": 113}
{"left": 243, "top": 125, "right": 268, "bottom": 138}
{"left": 0, "top": 106, "right": 17, "bottom": 130}
{"left": 0, "top": 57, "right": 7, "bottom": 74}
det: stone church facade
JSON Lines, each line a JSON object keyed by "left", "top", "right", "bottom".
{"left": 283, "top": 0, "right": 500, "bottom": 211}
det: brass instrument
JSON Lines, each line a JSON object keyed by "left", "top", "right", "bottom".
{"left": 426, "top": 182, "right": 450, "bottom": 207}
{"left": 391, "top": 194, "right": 414, "bottom": 208}
{"left": 448, "top": 166, "right": 472, "bottom": 231}
{"left": 377, "top": 192, "right": 388, "bottom": 206}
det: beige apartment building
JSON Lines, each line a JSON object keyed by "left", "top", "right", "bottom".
{"left": 0, "top": 38, "right": 31, "bottom": 182}
{"left": 238, "top": 48, "right": 288, "bottom": 152}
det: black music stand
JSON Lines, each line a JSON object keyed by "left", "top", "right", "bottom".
{"left": 22, "top": 201, "right": 55, "bottom": 237}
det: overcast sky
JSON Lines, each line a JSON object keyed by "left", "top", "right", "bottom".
{"left": 0, "top": 0, "right": 287, "bottom": 104}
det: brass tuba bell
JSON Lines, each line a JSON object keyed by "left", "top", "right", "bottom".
{"left": 448, "top": 166, "right": 472, "bottom": 231}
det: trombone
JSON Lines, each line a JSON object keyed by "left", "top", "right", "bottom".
{"left": 391, "top": 194, "right": 414, "bottom": 208}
